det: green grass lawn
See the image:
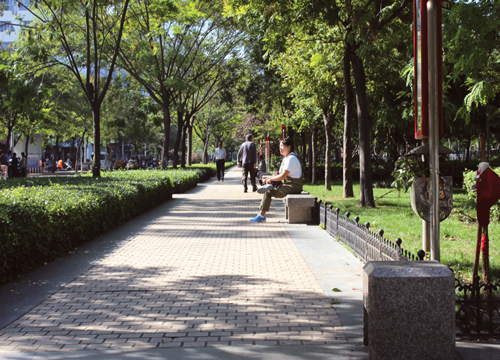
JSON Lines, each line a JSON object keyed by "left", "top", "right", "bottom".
{"left": 304, "top": 181, "right": 500, "bottom": 284}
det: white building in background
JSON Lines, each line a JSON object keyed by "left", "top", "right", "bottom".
{"left": 0, "top": 0, "right": 32, "bottom": 47}
{"left": 13, "top": 134, "right": 43, "bottom": 172}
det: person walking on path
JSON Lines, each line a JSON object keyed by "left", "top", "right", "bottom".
{"left": 214, "top": 141, "right": 226, "bottom": 182}
{"left": 9, "top": 152, "right": 19, "bottom": 178}
{"left": 251, "top": 137, "right": 303, "bottom": 222}
{"left": 20, "top": 152, "right": 27, "bottom": 178}
{"left": 237, "top": 134, "right": 257, "bottom": 193}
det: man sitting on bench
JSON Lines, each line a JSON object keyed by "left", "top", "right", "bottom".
{"left": 250, "top": 137, "right": 303, "bottom": 222}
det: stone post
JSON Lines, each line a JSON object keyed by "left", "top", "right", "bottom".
{"left": 363, "top": 261, "right": 455, "bottom": 360}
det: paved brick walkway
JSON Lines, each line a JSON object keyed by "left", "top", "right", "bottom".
{"left": 0, "top": 167, "right": 346, "bottom": 353}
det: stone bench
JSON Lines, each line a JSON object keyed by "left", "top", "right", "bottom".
{"left": 363, "top": 261, "right": 455, "bottom": 360}
{"left": 285, "top": 193, "right": 315, "bottom": 224}
{"left": 258, "top": 171, "right": 271, "bottom": 181}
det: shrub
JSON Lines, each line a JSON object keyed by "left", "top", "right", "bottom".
{"left": 191, "top": 153, "right": 203, "bottom": 164}
{"left": 0, "top": 169, "right": 203, "bottom": 284}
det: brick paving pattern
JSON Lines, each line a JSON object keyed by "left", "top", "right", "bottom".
{"left": 0, "top": 167, "right": 346, "bottom": 352}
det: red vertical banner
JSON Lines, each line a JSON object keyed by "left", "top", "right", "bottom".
{"left": 281, "top": 124, "right": 286, "bottom": 140}
{"left": 266, "top": 134, "right": 270, "bottom": 159}
{"left": 414, "top": 0, "right": 443, "bottom": 139}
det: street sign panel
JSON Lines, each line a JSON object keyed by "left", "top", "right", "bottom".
{"left": 413, "top": 0, "right": 443, "bottom": 140}
{"left": 442, "top": 0, "right": 452, "bottom": 11}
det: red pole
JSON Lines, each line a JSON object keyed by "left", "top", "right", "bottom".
{"left": 266, "top": 134, "right": 270, "bottom": 159}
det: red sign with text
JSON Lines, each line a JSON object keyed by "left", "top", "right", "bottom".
{"left": 414, "top": 0, "right": 443, "bottom": 139}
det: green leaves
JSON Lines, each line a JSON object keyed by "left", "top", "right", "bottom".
{"left": 464, "top": 80, "right": 495, "bottom": 112}
{"left": 0, "top": 168, "right": 215, "bottom": 284}
{"left": 391, "top": 156, "right": 427, "bottom": 194}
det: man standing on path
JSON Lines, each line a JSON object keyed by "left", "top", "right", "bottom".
{"left": 214, "top": 141, "right": 226, "bottom": 181}
{"left": 237, "top": 134, "right": 257, "bottom": 193}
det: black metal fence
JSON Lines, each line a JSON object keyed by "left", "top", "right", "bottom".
{"left": 313, "top": 199, "right": 500, "bottom": 339}
{"left": 455, "top": 276, "right": 500, "bottom": 338}
{"left": 316, "top": 200, "right": 424, "bottom": 262}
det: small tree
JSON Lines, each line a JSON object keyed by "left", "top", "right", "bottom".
{"left": 18, "top": 0, "right": 131, "bottom": 177}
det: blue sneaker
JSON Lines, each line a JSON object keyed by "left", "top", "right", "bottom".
{"left": 257, "top": 184, "right": 273, "bottom": 194}
{"left": 250, "top": 214, "right": 266, "bottom": 222}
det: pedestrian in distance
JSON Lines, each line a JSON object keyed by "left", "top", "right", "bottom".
{"left": 214, "top": 141, "right": 226, "bottom": 182}
{"left": 237, "top": 134, "right": 258, "bottom": 193}
{"left": 5, "top": 151, "right": 12, "bottom": 178}
{"left": 9, "top": 152, "right": 19, "bottom": 178}
{"left": 20, "top": 152, "right": 27, "bottom": 178}
{"left": 250, "top": 137, "right": 303, "bottom": 222}
{"left": 0, "top": 151, "right": 8, "bottom": 180}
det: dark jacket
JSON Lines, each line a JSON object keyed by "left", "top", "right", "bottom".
{"left": 237, "top": 141, "right": 256, "bottom": 165}
{"left": 10, "top": 156, "right": 19, "bottom": 170}
{"left": 0, "top": 155, "right": 7, "bottom": 166}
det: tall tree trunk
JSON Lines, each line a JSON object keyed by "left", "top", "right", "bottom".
{"left": 351, "top": 52, "right": 375, "bottom": 207}
{"left": 466, "top": 134, "right": 471, "bottom": 162}
{"left": 75, "top": 130, "right": 86, "bottom": 174}
{"left": 172, "top": 111, "right": 184, "bottom": 169}
{"left": 301, "top": 131, "right": 307, "bottom": 165}
{"left": 343, "top": 42, "right": 354, "bottom": 198}
{"left": 75, "top": 141, "right": 80, "bottom": 174}
{"left": 6, "top": 117, "right": 15, "bottom": 151}
{"left": 92, "top": 103, "right": 101, "bottom": 177}
{"left": 203, "top": 136, "right": 209, "bottom": 164}
{"left": 70, "top": 137, "right": 75, "bottom": 163}
{"left": 323, "top": 109, "right": 334, "bottom": 191}
{"left": 161, "top": 102, "right": 171, "bottom": 170}
{"left": 187, "top": 122, "right": 193, "bottom": 166}
{"left": 24, "top": 134, "right": 30, "bottom": 156}
{"left": 307, "top": 129, "right": 312, "bottom": 182}
{"left": 311, "top": 125, "right": 317, "bottom": 185}
{"left": 202, "top": 118, "right": 211, "bottom": 164}
{"left": 52, "top": 136, "right": 59, "bottom": 173}
{"left": 181, "top": 122, "right": 187, "bottom": 168}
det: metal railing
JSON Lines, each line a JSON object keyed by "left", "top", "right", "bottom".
{"left": 316, "top": 200, "right": 424, "bottom": 262}
{"left": 313, "top": 199, "right": 500, "bottom": 339}
{"left": 455, "top": 276, "right": 500, "bottom": 338}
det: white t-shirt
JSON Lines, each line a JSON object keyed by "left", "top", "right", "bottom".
{"left": 214, "top": 147, "right": 226, "bottom": 160}
{"left": 280, "top": 152, "right": 302, "bottom": 179}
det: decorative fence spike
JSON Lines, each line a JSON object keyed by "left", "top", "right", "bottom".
{"left": 317, "top": 203, "right": 425, "bottom": 263}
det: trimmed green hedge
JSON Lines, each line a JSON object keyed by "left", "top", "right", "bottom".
{"left": 0, "top": 167, "right": 216, "bottom": 284}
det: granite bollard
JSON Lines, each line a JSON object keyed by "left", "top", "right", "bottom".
{"left": 363, "top": 261, "right": 455, "bottom": 360}
{"left": 285, "top": 194, "right": 315, "bottom": 224}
